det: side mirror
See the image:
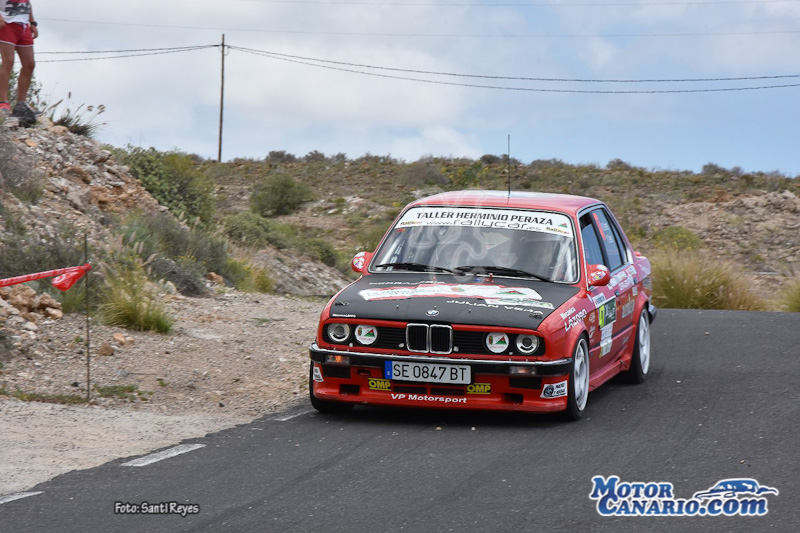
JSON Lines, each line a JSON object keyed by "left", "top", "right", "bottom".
{"left": 587, "top": 264, "right": 610, "bottom": 287}
{"left": 351, "top": 251, "right": 373, "bottom": 273}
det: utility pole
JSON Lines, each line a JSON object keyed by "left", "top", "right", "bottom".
{"left": 218, "top": 34, "right": 225, "bottom": 163}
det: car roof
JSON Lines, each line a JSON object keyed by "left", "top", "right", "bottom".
{"left": 410, "top": 190, "right": 602, "bottom": 217}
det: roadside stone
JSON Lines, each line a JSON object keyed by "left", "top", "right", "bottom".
{"left": 98, "top": 343, "right": 114, "bottom": 356}
{"left": 112, "top": 332, "right": 127, "bottom": 346}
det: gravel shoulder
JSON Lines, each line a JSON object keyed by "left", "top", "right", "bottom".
{"left": 0, "top": 288, "right": 325, "bottom": 496}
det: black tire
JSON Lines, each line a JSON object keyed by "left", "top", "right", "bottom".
{"left": 563, "top": 336, "right": 590, "bottom": 421}
{"left": 622, "top": 308, "right": 651, "bottom": 384}
{"left": 308, "top": 363, "right": 354, "bottom": 414}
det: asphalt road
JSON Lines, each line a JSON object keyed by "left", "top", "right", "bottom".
{"left": 1, "top": 310, "right": 798, "bottom": 533}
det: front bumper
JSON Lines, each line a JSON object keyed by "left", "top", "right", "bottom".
{"left": 309, "top": 343, "right": 572, "bottom": 413}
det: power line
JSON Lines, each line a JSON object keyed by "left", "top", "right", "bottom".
{"left": 36, "top": 46, "right": 215, "bottom": 63}
{"left": 233, "top": 0, "right": 800, "bottom": 6}
{"left": 40, "top": 18, "right": 800, "bottom": 38}
{"left": 230, "top": 45, "right": 800, "bottom": 92}
{"left": 37, "top": 45, "right": 216, "bottom": 55}
{"left": 239, "top": 46, "right": 800, "bottom": 83}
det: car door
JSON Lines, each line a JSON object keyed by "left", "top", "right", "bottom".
{"left": 579, "top": 208, "right": 636, "bottom": 367}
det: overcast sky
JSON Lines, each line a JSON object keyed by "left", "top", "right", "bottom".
{"left": 28, "top": 0, "right": 800, "bottom": 175}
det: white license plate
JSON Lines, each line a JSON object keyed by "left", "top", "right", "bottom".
{"left": 384, "top": 361, "right": 471, "bottom": 384}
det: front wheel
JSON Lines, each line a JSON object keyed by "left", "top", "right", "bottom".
{"left": 623, "top": 309, "right": 651, "bottom": 384}
{"left": 308, "top": 363, "right": 354, "bottom": 414}
{"left": 563, "top": 337, "right": 590, "bottom": 421}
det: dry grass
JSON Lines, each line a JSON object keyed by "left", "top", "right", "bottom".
{"left": 651, "top": 250, "right": 767, "bottom": 311}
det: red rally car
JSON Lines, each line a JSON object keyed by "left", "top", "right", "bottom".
{"left": 309, "top": 190, "right": 656, "bottom": 420}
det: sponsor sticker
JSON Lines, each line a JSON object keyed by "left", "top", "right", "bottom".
{"left": 467, "top": 383, "right": 491, "bottom": 395}
{"left": 599, "top": 324, "right": 613, "bottom": 357}
{"left": 355, "top": 325, "right": 378, "bottom": 345}
{"left": 390, "top": 393, "right": 467, "bottom": 404}
{"left": 598, "top": 297, "right": 617, "bottom": 329}
{"left": 590, "top": 476, "right": 779, "bottom": 517}
{"left": 368, "top": 378, "right": 392, "bottom": 391}
{"left": 540, "top": 380, "right": 568, "bottom": 399}
{"left": 359, "top": 283, "right": 543, "bottom": 303}
{"left": 564, "top": 308, "right": 588, "bottom": 332}
{"left": 312, "top": 366, "right": 324, "bottom": 382}
{"left": 486, "top": 333, "right": 510, "bottom": 354}
{"left": 620, "top": 300, "right": 635, "bottom": 319}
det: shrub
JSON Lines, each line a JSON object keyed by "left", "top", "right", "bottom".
{"left": 50, "top": 102, "right": 106, "bottom": 138}
{"left": 222, "top": 211, "right": 275, "bottom": 249}
{"left": 652, "top": 226, "right": 702, "bottom": 251}
{"left": 267, "top": 151, "right": 297, "bottom": 163}
{"left": 119, "top": 147, "right": 215, "bottom": 224}
{"left": 650, "top": 251, "right": 766, "bottom": 310}
{"left": 96, "top": 262, "right": 175, "bottom": 333}
{"left": 0, "top": 222, "right": 86, "bottom": 279}
{"left": 0, "top": 133, "right": 44, "bottom": 204}
{"left": 781, "top": 278, "right": 800, "bottom": 312}
{"left": 250, "top": 174, "right": 313, "bottom": 217}
{"left": 305, "top": 238, "right": 338, "bottom": 267}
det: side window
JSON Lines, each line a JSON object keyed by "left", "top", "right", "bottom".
{"left": 580, "top": 217, "right": 605, "bottom": 266}
{"left": 590, "top": 210, "right": 624, "bottom": 271}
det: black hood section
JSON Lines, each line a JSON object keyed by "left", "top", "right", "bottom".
{"left": 330, "top": 273, "right": 580, "bottom": 330}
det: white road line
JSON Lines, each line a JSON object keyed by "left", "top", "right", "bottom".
{"left": 275, "top": 409, "right": 314, "bottom": 422}
{"left": 0, "top": 492, "right": 43, "bottom": 505}
{"left": 121, "top": 444, "right": 206, "bottom": 467}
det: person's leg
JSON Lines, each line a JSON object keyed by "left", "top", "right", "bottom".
{"left": 0, "top": 42, "right": 16, "bottom": 103}
{"left": 15, "top": 45, "right": 34, "bottom": 102}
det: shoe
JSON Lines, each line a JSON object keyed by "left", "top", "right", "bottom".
{"left": 15, "top": 101, "right": 42, "bottom": 116}
{"left": 0, "top": 102, "right": 10, "bottom": 113}
{"left": 11, "top": 101, "right": 37, "bottom": 126}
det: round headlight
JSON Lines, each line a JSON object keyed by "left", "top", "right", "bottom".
{"left": 327, "top": 323, "right": 351, "bottom": 343}
{"left": 485, "top": 332, "right": 510, "bottom": 354}
{"left": 515, "top": 334, "right": 540, "bottom": 355}
{"left": 355, "top": 325, "right": 378, "bottom": 345}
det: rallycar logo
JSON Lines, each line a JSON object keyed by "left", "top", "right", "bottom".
{"left": 590, "top": 476, "right": 778, "bottom": 517}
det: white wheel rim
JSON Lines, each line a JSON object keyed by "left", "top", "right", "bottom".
{"left": 574, "top": 340, "right": 589, "bottom": 411}
{"left": 638, "top": 313, "right": 651, "bottom": 375}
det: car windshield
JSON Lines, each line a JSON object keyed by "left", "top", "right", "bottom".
{"left": 372, "top": 206, "right": 579, "bottom": 283}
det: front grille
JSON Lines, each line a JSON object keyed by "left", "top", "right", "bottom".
{"left": 406, "top": 324, "right": 429, "bottom": 352}
{"left": 430, "top": 325, "right": 453, "bottom": 354}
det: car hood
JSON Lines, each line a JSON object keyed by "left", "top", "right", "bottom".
{"left": 329, "top": 273, "right": 580, "bottom": 330}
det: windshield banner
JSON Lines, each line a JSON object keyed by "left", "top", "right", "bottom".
{"left": 396, "top": 207, "right": 574, "bottom": 238}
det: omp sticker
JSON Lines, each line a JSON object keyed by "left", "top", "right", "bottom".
{"left": 355, "top": 325, "right": 378, "bottom": 345}
{"left": 541, "top": 380, "right": 568, "bottom": 399}
{"left": 486, "top": 333, "right": 510, "bottom": 353}
{"left": 359, "top": 283, "right": 543, "bottom": 303}
{"left": 312, "top": 366, "right": 324, "bottom": 382}
{"left": 396, "top": 207, "right": 575, "bottom": 238}
{"left": 368, "top": 378, "right": 391, "bottom": 391}
{"left": 467, "top": 383, "right": 491, "bottom": 394}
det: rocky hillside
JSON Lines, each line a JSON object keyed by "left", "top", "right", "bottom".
{"left": 0, "top": 117, "right": 349, "bottom": 360}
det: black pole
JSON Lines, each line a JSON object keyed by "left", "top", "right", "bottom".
{"left": 84, "top": 233, "right": 90, "bottom": 402}
{"left": 507, "top": 134, "right": 511, "bottom": 196}
{"left": 218, "top": 34, "right": 225, "bottom": 163}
